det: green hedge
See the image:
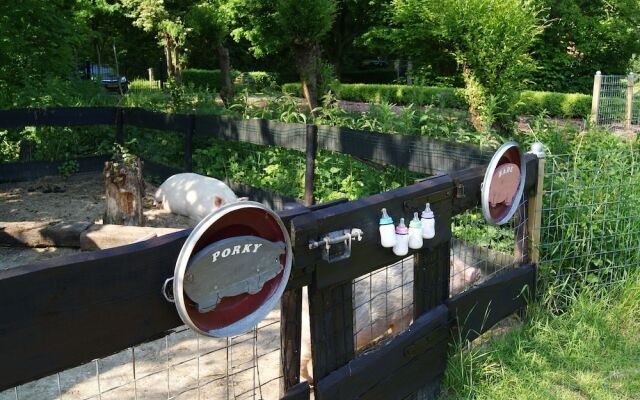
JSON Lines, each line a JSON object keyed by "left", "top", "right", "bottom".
{"left": 282, "top": 82, "right": 466, "bottom": 108}
{"left": 518, "top": 91, "right": 592, "bottom": 118}
{"left": 282, "top": 83, "right": 593, "bottom": 118}
{"left": 181, "top": 69, "right": 242, "bottom": 90}
{"left": 234, "top": 71, "right": 279, "bottom": 91}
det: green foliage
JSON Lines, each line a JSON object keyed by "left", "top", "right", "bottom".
{"left": 518, "top": 91, "right": 592, "bottom": 118}
{"left": 434, "top": 0, "right": 546, "bottom": 131}
{"left": 442, "top": 274, "right": 640, "bottom": 399}
{"left": 182, "top": 69, "right": 231, "bottom": 91}
{"left": 234, "top": 71, "right": 280, "bottom": 92}
{"left": 276, "top": 0, "right": 337, "bottom": 47}
{"left": 284, "top": 83, "right": 592, "bottom": 119}
{"left": 58, "top": 160, "right": 80, "bottom": 179}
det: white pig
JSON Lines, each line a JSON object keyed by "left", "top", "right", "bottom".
{"left": 299, "top": 256, "right": 481, "bottom": 383}
{"left": 154, "top": 173, "right": 238, "bottom": 221}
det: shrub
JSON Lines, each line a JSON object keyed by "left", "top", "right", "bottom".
{"left": 181, "top": 69, "right": 241, "bottom": 91}
{"left": 235, "top": 71, "right": 279, "bottom": 91}
{"left": 283, "top": 82, "right": 593, "bottom": 118}
{"left": 518, "top": 91, "right": 592, "bottom": 118}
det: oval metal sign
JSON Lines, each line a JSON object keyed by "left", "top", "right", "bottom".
{"left": 481, "top": 142, "right": 526, "bottom": 225}
{"left": 172, "top": 201, "right": 292, "bottom": 337}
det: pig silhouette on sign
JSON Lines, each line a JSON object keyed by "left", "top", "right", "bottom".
{"left": 489, "top": 163, "right": 520, "bottom": 207}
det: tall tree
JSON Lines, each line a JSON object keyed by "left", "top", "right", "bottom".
{"left": 229, "top": 0, "right": 337, "bottom": 111}
{"left": 186, "top": 1, "right": 234, "bottom": 105}
{"left": 392, "top": 0, "right": 546, "bottom": 132}
{"left": 121, "top": 0, "right": 186, "bottom": 80}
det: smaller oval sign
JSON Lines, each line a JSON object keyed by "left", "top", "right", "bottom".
{"left": 481, "top": 142, "right": 525, "bottom": 225}
{"left": 172, "top": 201, "right": 292, "bottom": 337}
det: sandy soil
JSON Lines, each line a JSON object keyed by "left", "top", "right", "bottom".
{"left": 0, "top": 172, "right": 283, "bottom": 400}
{"left": 0, "top": 172, "right": 193, "bottom": 270}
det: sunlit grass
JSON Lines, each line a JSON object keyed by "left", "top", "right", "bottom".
{"left": 441, "top": 274, "right": 640, "bottom": 399}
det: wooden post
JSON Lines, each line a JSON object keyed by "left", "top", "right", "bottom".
{"left": 527, "top": 142, "right": 545, "bottom": 265}
{"left": 591, "top": 71, "right": 602, "bottom": 125}
{"left": 115, "top": 107, "right": 124, "bottom": 145}
{"left": 280, "top": 289, "right": 303, "bottom": 392}
{"left": 304, "top": 124, "right": 318, "bottom": 207}
{"left": 185, "top": 114, "right": 194, "bottom": 172}
{"left": 103, "top": 155, "right": 145, "bottom": 226}
{"left": 414, "top": 241, "right": 451, "bottom": 318}
{"left": 625, "top": 73, "right": 635, "bottom": 130}
{"left": 148, "top": 68, "right": 155, "bottom": 82}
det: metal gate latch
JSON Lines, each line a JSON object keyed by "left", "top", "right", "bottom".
{"left": 309, "top": 228, "right": 363, "bottom": 263}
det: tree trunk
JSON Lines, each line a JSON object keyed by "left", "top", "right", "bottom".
{"left": 216, "top": 45, "right": 235, "bottom": 107}
{"left": 103, "top": 158, "right": 145, "bottom": 226}
{"left": 294, "top": 44, "right": 320, "bottom": 114}
{"left": 173, "top": 43, "right": 181, "bottom": 82}
{"left": 163, "top": 34, "right": 174, "bottom": 80}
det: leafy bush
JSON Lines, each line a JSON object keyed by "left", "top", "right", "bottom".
{"left": 283, "top": 83, "right": 466, "bottom": 108}
{"left": 284, "top": 83, "right": 592, "bottom": 118}
{"left": 234, "top": 71, "right": 279, "bottom": 92}
{"left": 518, "top": 91, "right": 592, "bottom": 118}
{"left": 181, "top": 68, "right": 241, "bottom": 91}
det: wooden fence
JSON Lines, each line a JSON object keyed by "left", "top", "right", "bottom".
{"left": 0, "top": 107, "right": 540, "bottom": 399}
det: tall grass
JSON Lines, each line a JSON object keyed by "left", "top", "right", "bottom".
{"left": 441, "top": 273, "right": 640, "bottom": 399}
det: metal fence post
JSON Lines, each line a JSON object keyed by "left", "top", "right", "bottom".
{"left": 591, "top": 71, "right": 602, "bottom": 125}
{"left": 527, "top": 142, "right": 545, "bottom": 265}
{"left": 625, "top": 73, "right": 635, "bottom": 130}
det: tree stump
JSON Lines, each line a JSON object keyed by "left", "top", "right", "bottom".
{"left": 103, "top": 155, "right": 145, "bottom": 226}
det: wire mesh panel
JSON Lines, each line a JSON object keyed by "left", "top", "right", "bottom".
{"left": 352, "top": 257, "right": 415, "bottom": 356}
{"left": 1, "top": 309, "right": 282, "bottom": 400}
{"left": 597, "top": 75, "right": 627, "bottom": 126}
{"left": 450, "top": 196, "right": 528, "bottom": 297}
{"left": 540, "top": 149, "right": 640, "bottom": 303}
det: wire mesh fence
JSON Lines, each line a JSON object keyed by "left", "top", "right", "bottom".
{"left": 539, "top": 148, "right": 640, "bottom": 305}
{"left": 594, "top": 73, "right": 640, "bottom": 130}
{"left": 1, "top": 310, "right": 282, "bottom": 400}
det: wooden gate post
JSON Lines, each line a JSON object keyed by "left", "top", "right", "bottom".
{"left": 591, "top": 71, "right": 602, "bottom": 125}
{"left": 625, "top": 73, "right": 635, "bottom": 130}
{"left": 185, "top": 114, "right": 194, "bottom": 172}
{"left": 115, "top": 107, "right": 124, "bottom": 145}
{"left": 527, "top": 142, "right": 545, "bottom": 265}
{"left": 304, "top": 124, "right": 318, "bottom": 207}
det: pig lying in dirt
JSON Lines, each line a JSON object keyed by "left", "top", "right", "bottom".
{"left": 155, "top": 173, "right": 238, "bottom": 221}
{"left": 299, "top": 256, "right": 481, "bottom": 383}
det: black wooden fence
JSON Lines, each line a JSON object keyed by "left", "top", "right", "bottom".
{"left": 0, "top": 107, "right": 539, "bottom": 399}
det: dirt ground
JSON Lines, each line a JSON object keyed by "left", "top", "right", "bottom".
{"left": 0, "top": 171, "right": 193, "bottom": 270}
{"left": 0, "top": 172, "right": 282, "bottom": 400}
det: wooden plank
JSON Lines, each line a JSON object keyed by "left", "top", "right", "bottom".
{"left": 280, "top": 382, "right": 310, "bottom": 400}
{"left": 303, "top": 124, "right": 318, "bottom": 206}
{"left": 0, "top": 230, "right": 190, "bottom": 391}
{"left": 447, "top": 264, "right": 536, "bottom": 342}
{"left": 123, "top": 108, "right": 188, "bottom": 132}
{"left": 195, "top": 114, "right": 307, "bottom": 151}
{"left": 79, "top": 224, "right": 182, "bottom": 250}
{"left": 308, "top": 280, "right": 355, "bottom": 382}
{"left": 0, "top": 221, "right": 92, "bottom": 248}
{"left": 0, "top": 107, "right": 117, "bottom": 129}
{"left": 184, "top": 114, "right": 194, "bottom": 172}
{"left": 316, "top": 125, "right": 492, "bottom": 175}
{"left": 314, "top": 305, "right": 449, "bottom": 400}
{"left": 291, "top": 175, "right": 453, "bottom": 289}
{"left": 414, "top": 241, "right": 451, "bottom": 317}
{"left": 280, "top": 288, "right": 303, "bottom": 391}
{"left": 0, "top": 156, "right": 109, "bottom": 183}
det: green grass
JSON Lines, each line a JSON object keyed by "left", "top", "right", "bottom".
{"left": 441, "top": 274, "right": 640, "bottom": 399}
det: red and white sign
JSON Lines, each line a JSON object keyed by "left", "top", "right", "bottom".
{"left": 481, "top": 142, "right": 525, "bottom": 225}
{"left": 170, "top": 201, "right": 292, "bottom": 337}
